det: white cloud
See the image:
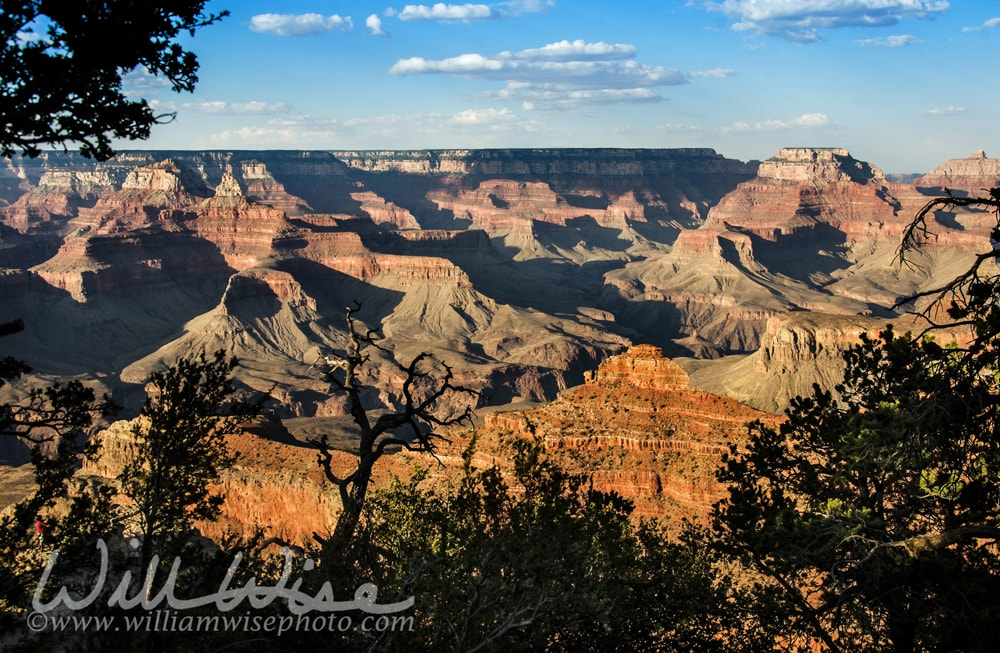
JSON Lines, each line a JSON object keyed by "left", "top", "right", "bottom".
{"left": 448, "top": 107, "right": 519, "bottom": 125}
{"left": 122, "top": 67, "right": 172, "bottom": 92}
{"left": 855, "top": 34, "right": 920, "bottom": 47}
{"left": 927, "top": 106, "right": 965, "bottom": 116}
{"left": 706, "top": 0, "right": 949, "bottom": 43}
{"left": 510, "top": 40, "right": 635, "bottom": 61}
{"left": 688, "top": 68, "right": 736, "bottom": 79}
{"left": 658, "top": 123, "right": 702, "bottom": 133}
{"left": 390, "top": 40, "right": 686, "bottom": 109}
{"left": 208, "top": 110, "right": 537, "bottom": 148}
{"left": 393, "top": 54, "right": 683, "bottom": 87}
{"left": 391, "top": 1, "right": 552, "bottom": 21}
{"left": 366, "top": 14, "right": 389, "bottom": 36}
{"left": 397, "top": 3, "right": 495, "bottom": 21}
{"left": 495, "top": 85, "right": 662, "bottom": 109}
{"left": 720, "top": 113, "right": 831, "bottom": 134}
{"left": 182, "top": 101, "right": 291, "bottom": 115}
{"left": 249, "top": 13, "right": 353, "bottom": 37}
{"left": 391, "top": 53, "right": 505, "bottom": 74}
{"left": 965, "top": 17, "right": 1000, "bottom": 31}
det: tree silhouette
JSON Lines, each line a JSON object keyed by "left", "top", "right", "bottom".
{"left": 709, "top": 188, "right": 1000, "bottom": 652}
{"left": 0, "top": 1, "right": 226, "bottom": 159}
{"left": 119, "top": 350, "right": 261, "bottom": 568}
{"left": 0, "top": 356, "right": 114, "bottom": 608}
{"left": 314, "top": 303, "right": 478, "bottom": 545}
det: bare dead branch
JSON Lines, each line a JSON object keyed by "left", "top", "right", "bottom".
{"left": 312, "top": 303, "right": 480, "bottom": 543}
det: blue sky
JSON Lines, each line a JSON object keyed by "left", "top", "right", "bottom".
{"left": 122, "top": 1, "right": 998, "bottom": 173}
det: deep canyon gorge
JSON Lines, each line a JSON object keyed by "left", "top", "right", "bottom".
{"left": 2, "top": 146, "right": 997, "bottom": 539}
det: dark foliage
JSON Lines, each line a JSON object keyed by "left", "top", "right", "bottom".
{"left": 0, "top": 1, "right": 226, "bottom": 159}
{"left": 119, "top": 349, "right": 262, "bottom": 568}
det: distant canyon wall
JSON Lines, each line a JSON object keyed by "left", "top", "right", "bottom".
{"left": 1, "top": 147, "right": 996, "bottom": 417}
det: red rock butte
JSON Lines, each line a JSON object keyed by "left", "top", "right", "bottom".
{"left": 584, "top": 345, "right": 691, "bottom": 390}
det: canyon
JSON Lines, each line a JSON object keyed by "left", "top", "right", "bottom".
{"left": 1, "top": 146, "right": 997, "bottom": 536}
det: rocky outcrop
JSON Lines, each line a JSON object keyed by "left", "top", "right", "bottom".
{"left": 583, "top": 345, "right": 690, "bottom": 389}
{"left": 756, "top": 147, "right": 884, "bottom": 183}
{"left": 84, "top": 418, "right": 341, "bottom": 546}
{"left": 704, "top": 147, "right": 902, "bottom": 243}
{"left": 477, "top": 345, "right": 777, "bottom": 529}
{"left": 916, "top": 150, "right": 1000, "bottom": 193}
{"left": 2, "top": 147, "right": 995, "bottom": 424}
{"left": 685, "top": 312, "right": 946, "bottom": 413}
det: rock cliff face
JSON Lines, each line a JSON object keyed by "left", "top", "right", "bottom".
{"left": 684, "top": 311, "right": 972, "bottom": 413}
{"left": 85, "top": 419, "right": 343, "bottom": 546}
{"left": 704, "top": 147, "right": 902, "bottom": 242}
{"left": 0, "top": 147, "right": 992, "bottom": 420}
{"left": 75, "top": 345, "right": 774, "bottom": 544}
{"left": 473, "top": 345, "right": 778, "bottom": 530}
{"left": 686, "top": 312, "right": 887, "bottom": 412}
{"left": 916, "top": 150, "right": 1000, "bottom": 192}
{"left": 598, "top": 147, "right": 993, "bottom": 357}
{"left": 0, "top": 149, "right": 749, "bottom": 414}
{"left": 583, "top": 344, "right": 690, "bottom": 389}
{"left": 9, "top": 146, "right": 994, "bottom": 546}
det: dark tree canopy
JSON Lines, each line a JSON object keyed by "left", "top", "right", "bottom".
{"left": 120, "top": 349, "right": 260, "bottom": 567}
{"left": 0, "top": 1, "right": 227, "bottom": 160}
{"left": 708, "top": 188, "right": 1000, "bottom": 652}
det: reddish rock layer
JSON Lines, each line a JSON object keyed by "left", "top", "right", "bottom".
{"left": 916, "top": 150, "right": 1000, "bottom": 192}
{"left": 583, "top": 344, "right": 690, "bottom": 389}
{"left": 473, "top": 347, "right": 777, "bottom": 531}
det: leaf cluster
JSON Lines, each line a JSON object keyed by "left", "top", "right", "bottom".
{"left": 328, "top": 437, "right": 763, "bottom": 653}
{"left": 712, "top": 326, "right": 1000, "bottom": 652}
{"left": 0, "top": 1, "right": 226, "bottom": 159}
{"left": 119, "top": 349, "right": 261, "bottom": 564}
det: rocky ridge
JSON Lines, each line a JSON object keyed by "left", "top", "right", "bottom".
{"left": 472, "top": 345, "right": 778, "bottom": 529}
{"left": 5, "top": 146, "right": 999, "bottom": 549}
{"left": 1, "top": 147, "right": 996, "bottom": 421}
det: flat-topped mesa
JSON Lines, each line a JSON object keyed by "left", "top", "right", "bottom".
{"left": 584, "top": 345, "right": 690, "bottom": 390}
{"left": 703, "top": 147, "right": 904, "bottom": 244}
{"left": 758, "top": 147, "right": 884, "bottom": 184}
{"left": 916, "top": 150, "right": 1000, "bottom": 193}
{"left": 333, "top": 148, "right": 757, "bottom": 178}
{"left": 36, "top": 170, "right": 116, "bottom": 196}
{"left": 114, "top": 159, "right": 209, "bottom": 209}
{"left": 121, "top": 159, "right": 184, "bottom": 193}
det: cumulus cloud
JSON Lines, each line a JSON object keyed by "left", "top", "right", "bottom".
{"left": 208, "top": 110, "right": 535, "bottom": 148}
{"left": 963, "top": 17, "right": 1000, "bottom": 32}
{"left": 390, "top": 40, "right": 689, "bottom": 109}
{"left": 182, "top": 101, "right": 291, "bottom": 115}
{"left": 509, "top": 40, "right": 635, "bottom": 61}
{"left": 927, "top": 106, "right": 965, "bottom": 116}
{"left": 855, "top": 34, "right": 920, "bottom": 47}
{"left": 397, "top": 3, "right": 495, "bottom": 21}
{"left": 688, "top": 68, "right": 736, "bottom": 79}
{"left": 391, "top": 53, "right": 505, "bottom": 74}
{"left": 705, "top": 0, "right": 949, "bottom": 43}
{"left": 366, "top": 14, "right": 389, "bottom": 36}
{"left": 122, "top": 67, "right": 172, "bottom": 92}
{"left": 720, "top": 113, "right": 831, "bottom": 134}
{"left": 249, "top": 13, "right": 353, "bottom": 37}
